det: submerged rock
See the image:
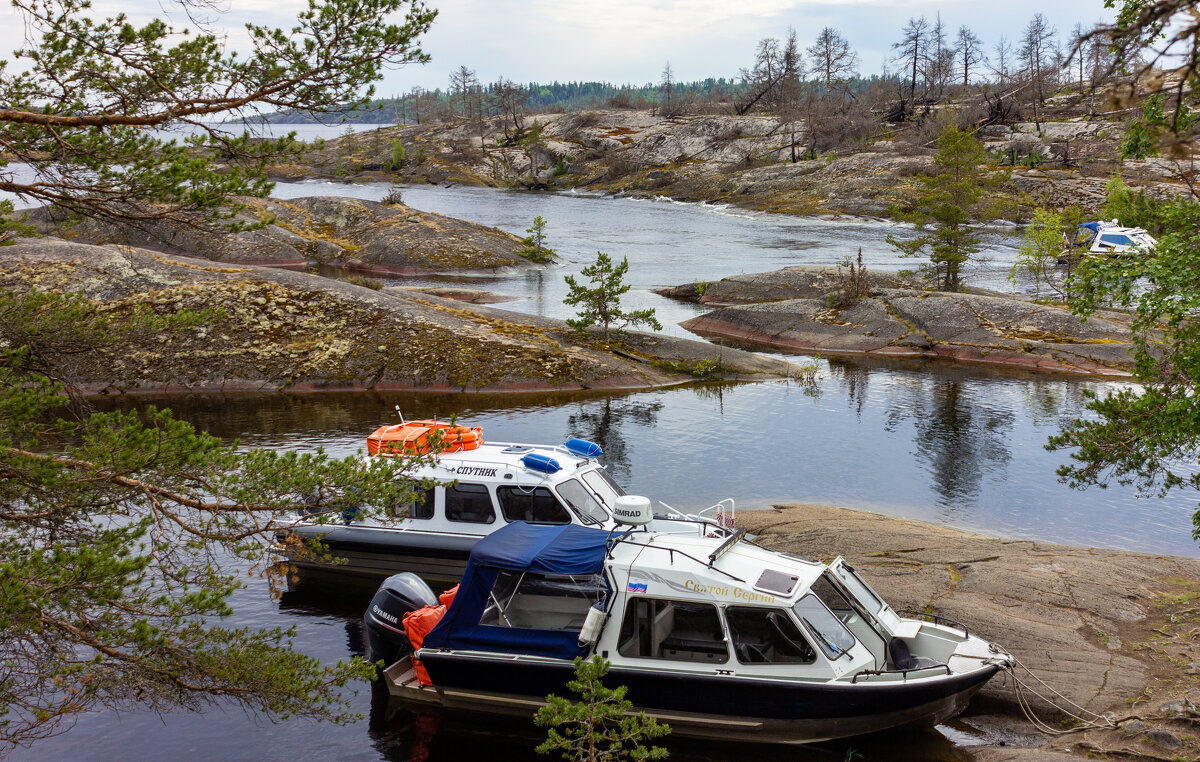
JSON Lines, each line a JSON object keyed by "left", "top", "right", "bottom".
{"left": 663, "top": 265, "right": 1139, "bottom": 376}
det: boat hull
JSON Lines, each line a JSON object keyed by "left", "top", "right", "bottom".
{"left": 411, "top": 651, "right": 1000, "bottom": 744}
{"left": 279, "top": 526, "right": 478, "bottom": 584}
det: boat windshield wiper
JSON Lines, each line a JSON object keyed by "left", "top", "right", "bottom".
{"left": 803, "top": 619, "right": 840, "bottom": 655}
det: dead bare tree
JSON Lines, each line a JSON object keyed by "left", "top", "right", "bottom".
{"left": 659, "top": 61, "right": 677, "bottom": 116}
{"left": 956, "top": 26, "right": 985, "bottom": 87}
{"left": 1019, "top": 13, "right": 1058, "bottom": 109}
{"left": 807, "top": 27, "right": 859, "bottom": 92}
{"left": 737, "top": 36, "right": 785, "bottom": 113}
{"left": 448, "top": 65, "right": 478, "bottom": 120}
{"left": 991, "top": 36, "right": 1014, "bottom": 89}
{"left": 927, "top": 13, "right": 955, "bottom": 100}
{"left": 491, "top": 78, "right": 527, "bottom": 142}
{"left": 780, "top": 27, "right": 806, "bottom": 162}
{"left": 894, "top": 16, "right": 930, "bottom": 104}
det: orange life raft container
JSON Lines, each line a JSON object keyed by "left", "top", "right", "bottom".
{"left": 367, "top": 420, "right": 483, "bottom": 456}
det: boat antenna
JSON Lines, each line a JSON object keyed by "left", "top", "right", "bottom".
{"left": 394, "top": 405, "right": 406, "bottom": 425}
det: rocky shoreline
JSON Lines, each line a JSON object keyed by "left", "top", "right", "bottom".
{"left": 739, "top": 505, "right": 1200, "bottom": 761}
{"left": 659, "top": 266, "right": 1140, "bottom": 376}
{"left": 278, "top": 107, "right": 1196, "bottom": 220}
{"left": 0, "top": 240, "right": 801, "bottom": 394}
{"left": 30, "top": 195, "right": 540, "bottom": 274}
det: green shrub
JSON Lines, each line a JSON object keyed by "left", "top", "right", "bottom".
{"left": 535, "top": 656, "right": 669, "bottom": 761}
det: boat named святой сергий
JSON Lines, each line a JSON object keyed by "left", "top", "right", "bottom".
{"left": 363, "top": 497, "right": 1014, "bottom": 745}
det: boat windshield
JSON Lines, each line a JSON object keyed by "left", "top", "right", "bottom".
{"left": 581, "top": 469, "right": 622, "bottom": 509}
{"left": 831, "top": 564, "right": 883, "bottom": 615}
{"left": 1098, "top": 233, "right": 1135, "bottom": 247}
{"left": 1073, "top": 226, "right": 1097, "bottom": 247}
{"left": 556, "top": 479, "right": 609, "bottom": 525}
{"left": 792, "top": 594, "right": 856, "bottom": 659}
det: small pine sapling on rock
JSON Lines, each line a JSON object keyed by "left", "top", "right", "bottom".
{"left": 535, "top": 656, "right": 670, "bottom": 761}
{"left": 521, "top": 215, "right": 558, "bottom": 263}
{"left": 563, "top": 252, "right": 662, "bottom": 342}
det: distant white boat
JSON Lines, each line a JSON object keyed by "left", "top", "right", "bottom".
{"left": 1059, "top": 219, "right": 1157, "bottom": 263}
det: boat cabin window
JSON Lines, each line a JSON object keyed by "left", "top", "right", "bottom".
{"left": 496, "top": 486, "right": 571, "bottom": 525}
{"left": 811, "top": 574, "right": 857, "bottom": 619}
{"left": 479, "top": 570, "right": 605, "bottom": 631}
{"left": 725, "top": 606, "right": 816, "bottom": 664}
{"left": 793, "top": 594, "right": 856, "bottom": 660}
{"left": 556, "top": 479, "right": 609, "bottom": 525}
{"left": 395, "top": 485, "right": 435, "bottom": 520}
{"left": 1073, "top": 226, "right": 1097, "bottom": 247}
{"left": 617, "top": 598, "right": 728, "bottom": 663}
{"left": 445, "top": 483, "right": 496, "bottom": 524}
{"left": 755, "top": 569, "right": 800, "bottom": 596}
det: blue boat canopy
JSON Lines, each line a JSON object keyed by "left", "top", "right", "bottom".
{"left": 423, "top": 522, "right": 612, "bottom": 659}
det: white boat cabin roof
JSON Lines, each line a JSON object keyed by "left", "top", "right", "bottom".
{"left": 1074, "top": 220, "right": 1157, "bottom": 252}
{"left": 396, "top": 440, "right": 606, "bottom": 486}
{"left": 605, "top": 529, "right": 828, "bottom": 606}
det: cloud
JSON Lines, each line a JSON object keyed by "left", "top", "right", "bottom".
{"left": 0, "top": 0, "right": 1116, "bottom": 99}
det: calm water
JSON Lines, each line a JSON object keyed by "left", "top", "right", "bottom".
{"left": 270, "top": 181, "right": 1036, "bottom": 323}
{"left": 87, "top": 367, "right": 1195, "bottom": 558}
{"left": 11, "top": 168, "right": 1197, "bottom": 761}
{"left": 20, "top": 365, "right": 1188, "bottom": 762}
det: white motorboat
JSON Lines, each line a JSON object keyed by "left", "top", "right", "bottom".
{"left": 1059, "top": 219, "right": 1157, "bottom": 263}
{"left": 273, "top": 417, "right": 734, "bottom": 584}
{"left": 363, "top": 499, "right": 1014, "bottom": 745}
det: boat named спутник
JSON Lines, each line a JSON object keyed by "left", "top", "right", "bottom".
{"left": 363, "top": 498, "right": 1014, "bottom": 745}
{"left": 272, "top": 416, "right": 734, "bottom": 585}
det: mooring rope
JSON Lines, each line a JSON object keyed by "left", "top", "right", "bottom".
{"left": 985, "top": 642, "right": 1144, "bottom": 736}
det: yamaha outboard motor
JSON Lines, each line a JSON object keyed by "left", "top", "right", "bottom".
{"left": 364, "top": 572, "right": 438, "bottom": 666}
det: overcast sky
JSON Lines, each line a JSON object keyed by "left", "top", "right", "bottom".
{"left": 2, "top": 1, "right": 1116, "bottom": 97}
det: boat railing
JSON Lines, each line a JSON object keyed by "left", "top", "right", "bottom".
{"left": 481, "top": 440, "right": 601, "bottom": 461}
{"left": 850, "top": 663, "right": 952, "bottom": 684}
{"left": 657, "top": 498, "right": 736, "bottom": 532}
{"left": 606, "top": 533, "right": 747, "bottom": 584}
{"left": 898, "top": 610, "right": 970, "bottom": 638}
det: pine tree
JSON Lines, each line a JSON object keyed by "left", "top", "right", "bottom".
{"left": 886, "top": 125, "right": 1003, "bottom": 292}
{"left": 0, "top": 0, "right": 436, "bottom": 230}
{"left": 521, "top": 216, "right": 558, "bottom": 263}
{"left": 0, "top": 289, "right": 427, "bottom": 747}
{"left": 535, "top": 656, "right": 669, "bottom": 761}
{"left": 563, "top": 253, "right": 661, "bottom": 342}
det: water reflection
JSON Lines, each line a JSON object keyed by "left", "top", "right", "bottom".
{"left": 363, "top": 698, "right": 967, "bottom": 762}
{"left": 565, "top": 397, "right": 664, "bottom": 482}
{"left": 878, "top": 378, "right": 1015, "bottom": 515}
{"left": 89, "top": 360, "right": 1198, "bottom": 558}
{"left": 830, "top": 360, "right": 870, "bottom": 420}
